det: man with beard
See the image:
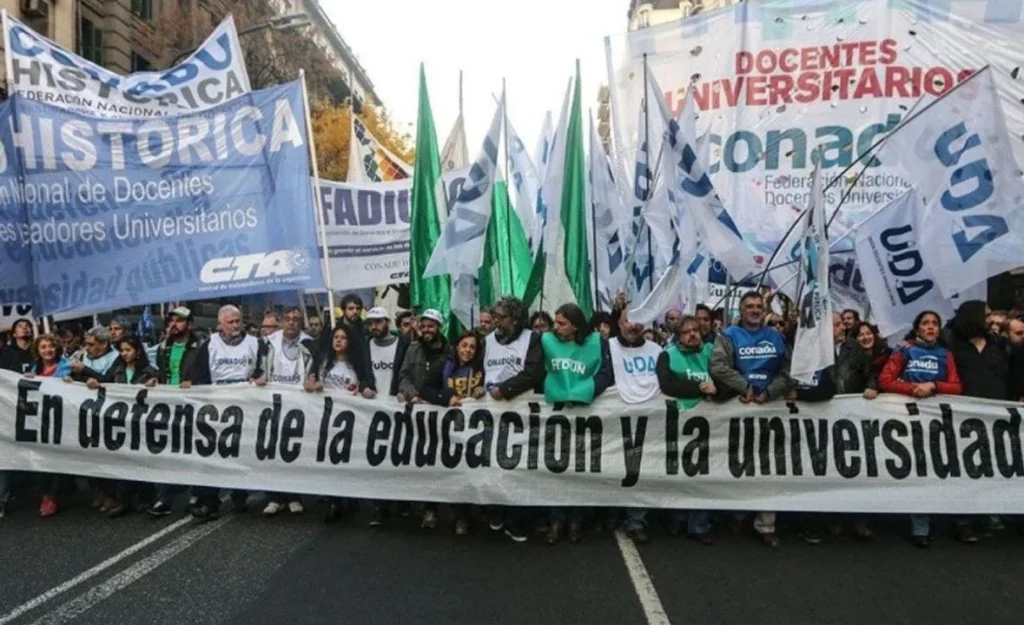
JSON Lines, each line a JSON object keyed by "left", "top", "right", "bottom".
{"left": 610, "top": 312, "right": 664, "bottom": 544}
{"left": 366, "top": 307, "right": 404, "bottom": 396}
{"left": 477, "top": 308, "right": 495, "bottom": 335}
{"left": 186, "top": 305, "right": 267, "bottom": 521}
{"left": 148, "top": 307, "right": 203, "bottom": 517}
{"left": 396, "top": 310, "right": 418, "bottom": 341}
{"left": 484, "top": 296, "right": 546, "bottom": 542}
{"left": 261, "top": 307, "right": 318, "bottom": 517}
{"left": 0, "top": 318, "right": 34, "bottom": 519}
{"left": 710, "top": 291, "right": 792, "bottom": 549}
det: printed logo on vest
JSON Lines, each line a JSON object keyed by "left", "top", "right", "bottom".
{"left": 373, "top": 361, "right": 394, "bottom": 370}
{"left": 486, "top": 356, "right": 523, "bottom": 368}
{"left": 551, "top": 358, "right": 586, "bottom": 374}
{"left": 622, "top": 356, "right": 656, "bottom": 374}
{"left": 906, "top": 356, "right": 940, "bottom": 374}
{"left": 272, "top": 373, "right": 302, "bottom": 385}
{"left": 686, "top": 370, "right": 709, "bottom": 382}
{"left": 737, "top": 341, "right": 777, "bottom": 359}
{"left": 213, "top": 356, "right": 252, "bottom": 367}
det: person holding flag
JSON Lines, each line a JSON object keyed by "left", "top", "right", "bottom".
{"left": 710, "top": 291, "right": 791, "bottom": 548}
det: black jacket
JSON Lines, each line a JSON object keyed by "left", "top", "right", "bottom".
{"left": 1009, "top": 345, "right": 1024, "bottom": 401}
{"left": 489, "top": 328, "right": 545, "bottom": 399}
{"left": 0, "top": 342, "right": 34, "bottom": 374}
{"left": 155, "top": 333, "right": 202, "bottom": 385}
{"left": 655, "top": 349, "right": 707, "bottom": 401}
{"left": 947, "top": 334, "right": 1009, "bottom": 400}
{"left": 794, "top": 366, "right": 838, "bottom": 402}
{"left": 102, "top": 361, "right": 159, "bottom": 385}
{"left": 397, "top": 336, "right": 450, "bottom": 400}
{"left": 834, "top": 343, "right": 877, "bottom": 394}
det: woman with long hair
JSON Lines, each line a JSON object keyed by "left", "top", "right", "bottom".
{"left": 540, "top": 303, "right": 613, "bottom": 545}
{"left": 530, "top": 311, "right": 554, "bottom": 334}
{"left": 421, "top": 330, "right": 485, "bottom": 535}
{"left": 305, "top": 325, "right": 376, "bottom": 523}
{"left": 25, "top": 335, "right": 72, "bottom": 517}
{"left": 879, "top": 310, "right": 962, "bottom": 548}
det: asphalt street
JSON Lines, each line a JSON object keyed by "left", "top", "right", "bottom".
{"left": 2, "top": 488, "right": 1024, "bottom": 625}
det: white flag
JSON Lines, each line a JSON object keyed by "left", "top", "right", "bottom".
{"left": 588, "top": 112, "right": 628, "bottom": 310}
{"left": 441, "top": 113, "right": 470, "bottom": 171}
{"left": 645, "top": 66, "right": 760, "bottom": 282}
{"left": 506, "top": 119, "right": 539, "bottom": 248}
{"left": 879, "top": 67, "right": 1024, "bottom": 297}
{"left": 534, "top": 111, "right": 555, "bottom": 181}
{"left": 791, "top": 161, "right": 835, "bottom": 384}
{"left": 423, "top": 94, "right": 505, "bottom": 278}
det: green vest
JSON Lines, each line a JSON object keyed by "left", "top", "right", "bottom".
{"left": 542, "top": 331, "right": 603, "bottom": 404}
{"left": 666, "top": 343, "right": 713, "bottom": 410}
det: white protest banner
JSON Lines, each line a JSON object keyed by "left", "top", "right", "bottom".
{"left": 2, "top": 12, "right": 251, "bottom": 118}
{"left": 0, "top": 303, "right": 33, "bottom": 329}
{"left": 317, "top": 168, "right": 470, "bottom": 289}
{"left": 605, "top": 0, "right": 1024, "bottom": 256}
{"left": 3, "top": 371, "right": 1024, "bottom": 513}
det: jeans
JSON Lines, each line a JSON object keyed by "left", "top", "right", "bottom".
{"left": 153, "top": 483, "right": 184, "bottom": 507}
{"left": 549, "top": 507, "right": 583, "bottom": 525}
{"left": 911, "top": 514, "right": 930, "bottom": 537}
{"left": 0, "top": 471, "right": 10, "bottom": 508}
{"left": 687, "top": 510, "right": 711, "bottom": 536}
{"left": 623, "top": 508, "right": 648, "bottom": 532}
{"left": 193, "top": 487, "right": 247, "bottom": 512}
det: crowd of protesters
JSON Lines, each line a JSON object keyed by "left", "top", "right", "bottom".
{"left": 2, "top": 292, "right": 1024, "bottom": 550}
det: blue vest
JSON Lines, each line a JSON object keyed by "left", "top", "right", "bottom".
{"left": 897, "top": 344, "right": 949, "bottom": 383}
{"left": 722, "top": 325, "right": 787, "bottom": 393}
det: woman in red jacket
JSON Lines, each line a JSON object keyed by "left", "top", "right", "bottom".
{"left": 879, "top": 310, "right": 963, "bottom": 548}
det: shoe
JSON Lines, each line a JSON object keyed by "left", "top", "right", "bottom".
{"left": 421, "top": 508, "right": 438, "bottom": 530}
{"left": 853, "top": 523, "right": 875, "bottom": 541}
{"left": 985, "top": 515, "right": 1005, "bottom": 533}
{"left": 99, "top": 496, "right": 117, "bottom": 513}
{"left": 397, "top": 501, "right": 412, "bottom": 517}
{"left": 691, "top": 533, "right": 715, "bottom": 546}
{"left": 188, "top": 495, "right": 198, "bottom": 507}
{"left": 323, "top": 502, "right": 341, "bottom": 524}
{"left": 545, "top": 522, "right": 562, "bottom": 545}
{"left": 913, "top": 535, "right": 931, "bottom": 549}
{"left": 288, "top": 501, "right": 304, "bottom": 515}
{"left": 955, "top": 523, "right": 979, "bottom": 544}
{"left": 190, "top": 504, "right": 217, "bottom": 523}
{"left": 626, "top": 528, "right": 650, "bottom": 545}
{"left": 504, "top": 524, "right": 529, "bottom": 543}
{"left": 262, "top": 502, "right": 283, "bottom": 517}
{"left": 760, "top": 533, "right": 781, "bottom": 549}
{"left": 454, "top": 518, "right": 470, "bottom": 536}
{"left": 488, "top": 509, "right": 505, "bottom": 531}
{"left": 801, "top": 531, "right": 824, "bottom": 546}
{"left": 106, "top": 504, "right": 130, "bottom": 519}
{"left": 39, "top": 495, "right": 58, "bottom": 518}
{"left": 568, "top": 522, "right": 582, "bottom": 544}
{"left": 369, "top": 505, "right": 387, "bottom": 527}
{"left": 147, "top": 501, "right": 172, "bottom": 518}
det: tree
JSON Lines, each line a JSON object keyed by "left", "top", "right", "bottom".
{"left": 310, "top": 101, "right": 413, "bottom": 182}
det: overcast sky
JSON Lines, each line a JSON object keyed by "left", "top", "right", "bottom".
{"left": 324, "top": 0, "right": 628, "bottom": 157}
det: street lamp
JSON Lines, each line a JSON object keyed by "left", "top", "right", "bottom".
{"left": 169, "top": 13, "right": 313, "bottom": 66}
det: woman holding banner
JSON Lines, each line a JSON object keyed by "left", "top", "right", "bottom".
{"left": 540, "top": 304, "right": 613, "bottom": 545}
{"left": 879, "top": 310, "right": 963, "bottom": 548}
{"left": 25, "top": 335, "right": 73, "bottom": 517}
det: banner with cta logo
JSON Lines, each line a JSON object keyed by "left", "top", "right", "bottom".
{"left": 0, "top": 82, "right": 324, "bottom": 316}
{"left": 4, "top": 370, "right": 1024, "bottom": 513}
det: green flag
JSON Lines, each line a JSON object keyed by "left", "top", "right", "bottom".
{"left": 560, "top": 60, "right": 592, "bottom": 317}
{"left": 479, "top": 180, "right": 532, "bottom": 306}
{"left": 409, "top": 65, "right": 450, "bottom": 318}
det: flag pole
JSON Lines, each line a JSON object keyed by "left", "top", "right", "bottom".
{"left": 502, "top": 79, "right": 513, "bottom": 295}
{"left": 642, "top": 54, "right": 655, "bottom": 295}
{"left": 299, "top": 69, "right": 337, "bottom": 328}
{"left": 588, "top": 109, "right": 601, "bottom": 312}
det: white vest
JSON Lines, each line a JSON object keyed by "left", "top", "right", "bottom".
{"left": 323, "top": 360, "right": 358, "bottom": 391}
{"left": 609, "top": 339, "right": 663, "bottom": 404}
{"left": 370, "top": 339, "right": 398, "bottom": 394}
{"left": 207, "top": 334, "right": 259, "bottom": 385}
{"left": 268, "top": 330, "right": 311, "bottom": 386}
{"left": 483, "top": 330, "right": 532, "bottom": 389}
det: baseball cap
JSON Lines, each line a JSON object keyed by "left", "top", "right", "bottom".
{"left": 367, "top": 307, "right": 390, "bottom": 320}
{"left": 168, "top": 306, "right": 193, "bottom": 322}
{"left": 421, "top": 309, "right": 445, "bottom": 326}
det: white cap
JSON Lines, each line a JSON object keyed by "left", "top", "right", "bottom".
{"left": 421, "top": 309, "right": 445, "bottom": 326}
{"left": 367, "top": 307, "right": 390, "bottom": 320}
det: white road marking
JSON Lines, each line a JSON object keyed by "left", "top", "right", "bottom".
{"left": 614, "top": 530, "right": 672, "bottom": 625}
{"left": 28, "top": 517, "right": 231, "bottom": 625}
{"left": 0, "top": 517, "right": 193, "bottom": 625}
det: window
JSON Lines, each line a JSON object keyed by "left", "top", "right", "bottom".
{"left": 80, "top": 18, "right": 103, "bottom": 65}
{"left": 132, "top": 0, "right": 153, "bottom": 21}
{"left": 132, "top": 52, "right": 153, "bottom": 72}
{"left": 638, "top": 9, "right": 650, "bottom": 28}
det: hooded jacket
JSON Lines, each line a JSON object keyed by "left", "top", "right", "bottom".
{"left": 397, "top": 336, "right": 450, "bottom": 400}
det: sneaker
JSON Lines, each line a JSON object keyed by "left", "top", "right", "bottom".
{"left": 421, "top": 508, "right": 438, "bottom": 530}
{"left": 368, "top": 505, "right": 387, "bottom": 527}
{"left": 99, "top": 496, "right": 117, "bottom": 513}
{"left": 504, "top": 524, "right": 529, "bottom": 543}
{"left": 568, "top": 522, "right": 583, "bottom": 544}
{"left": 147, "top": 501, "right": 172, "bottom": 518}
{"left": 106, "top": 504, "right": 131, "bottom": 519}
{"left": 192, "top": 504, "right": 219, "bottom": 523}
{"left": 626, "top": 528, "right": 650, "bottom": 545}
{"left": 188, "top": 495, "right": 198, "bottom": 507}
{"left": 760, "top": 533, "right": 781, "bottom": 549}
{"left": 262, "top": 501, "right": 283, "bottom": 517}
{"left": 397, "top": 501, "right": 412, "bottom": 517}
{"left": 454, "top": 518, "right": 470, "bottom": 536}
{"left": 39, "top": 495, "right": 58, "bottom": 518}
{"left": 545, "top": 522, "right": 562, "bottom": 545}
{"left": 984, "top": 515, "right": 1004, "bottom": 534}
{"left": 955, "top": 523, "right": 979, "bottom": 544}
{"left": 801, "top": 531, "right": 824, "bottom": 546}
{"left": 288, "top": 501, "right": 304, "bottom": 515}
{"left": 487, "top": 509, "right": 505, "bottom": 531}
{"left": 853, "top": 523, "right": 875, "bottom": 541}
